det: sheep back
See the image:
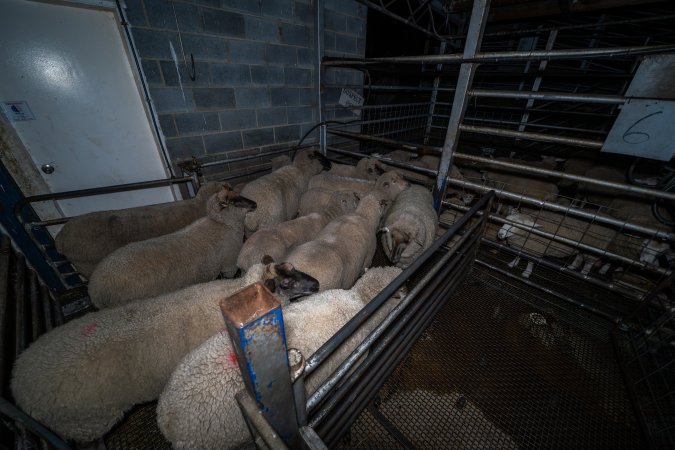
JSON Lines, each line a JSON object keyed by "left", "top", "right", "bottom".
{"left": 88, "top": 202, "right": 247, "bottom": 309}
{"left": 10, "top": 267, "right": 267, "bottom": 443}
{"left": 381, "top": 185, "right": 438, "bottom": 267}
{"left": 309, "top": 173, "right": 375, "bottom": 192}
{"left": 156, "top": 267, "right": 402, "bottom": 449}
{"left": 54, "top": 182, "right": 222, "bottom": 278}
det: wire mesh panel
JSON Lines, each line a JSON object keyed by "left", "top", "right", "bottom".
{"left": 339, "top": 265, "right": 645, "bottom": 450}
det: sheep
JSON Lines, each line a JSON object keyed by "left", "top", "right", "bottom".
{"left": 241, "top": 149, "right": 330, "bottom": 235}
{"left": 380, "top": 185, "right": 438, "bottom": 268}
{"left": 299, "top": 170, "right": 409, "bottom": 216}
{"left": 497, "top": 209, "right": 614, "bottom": 278}
{"left": 156, "top": 266, "right": 404, "bottom": 450}
{"left": 328, "top": 157, "right": 384, "bottom": 180}
{"left": 237, "top": 191, "right": 359, "bottom": 272}
{"left": 88, "top": 184, "right": 256, "bottom": 309}
{"left": 270, "top": 154, "right": 291, "bottom": 170}
{"left": 10, "top": 261, "right": 319, "bottom": 443}
{"left": 380, "top": 149, "right": 414, "bottom": 162}
{"left": 284, "top": 190, "right": 392, "bottom": 291}
{"left": 576, "top": 165, "right": 627, "bottom": 207}
{"left": 558, "top": 157, "right": 595, "bottom": 189}
{"left": 54, "top": 182, "right": 223, "bottom": 278}
{"left": 484, "top": 168, "right": 559, "bottom": 203}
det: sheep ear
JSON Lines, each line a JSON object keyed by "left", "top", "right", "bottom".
{"left": 353, "top": 192, "right": 361, "bottom": 201}
{"left": 373, "top": 162, "right": 385, "bottom": 175}
{"left": 380, "top": 199, "right": 390, "bottom": 208}
{"left": 231, "top": 195, "right": 257, "bottom": 210}
{"left": 390, "top": 229, "right": 410, "bottom": 263}
{"left": 264, "top": 278, "right": 277, "bottom": 293}
{"left": 261, "top": 255, "right": 274, "bottom": 265}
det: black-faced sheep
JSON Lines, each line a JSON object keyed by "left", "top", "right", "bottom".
{"left": 284, "top": 190, "right": 392, "bottom": 291}
{"left": 88, "top": 185, "right": 256, "bottom": 309}
{"left": 54, "top": 182, "right": 222, "bottom": 278}
{"left": 10, "top": 262, "right": 319, "bottom": 443}
{"left": 380, "top": 185, "right": 438, "bottom": 268}
{"left": 237, "top": 191, "right": 359, "bottom": 272}
{"left": 156, "top": 266, "right": 403, "bottom": 450}
{"left": 241, "top": 149, "right": 330, "bottom": 236}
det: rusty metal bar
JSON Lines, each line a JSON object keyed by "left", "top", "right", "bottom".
{"left": 433, "top": 0, "right": 490, "bottom": 210}
{"left": 468, "top": 89, "right": 625, "bottom": 105}
{"left": 221, "top": 283, "right": 299, "bottom": 447}
{"left": 458, "top": 124, "right": 604, "bottom": 148}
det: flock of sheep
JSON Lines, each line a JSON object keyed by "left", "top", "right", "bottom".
{"left": 10, "top": 149, "right": 440, "bottom": 447}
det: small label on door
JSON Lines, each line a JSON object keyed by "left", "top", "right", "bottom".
{"left": 1, "top": 101, "right": 35, "bottom": 122}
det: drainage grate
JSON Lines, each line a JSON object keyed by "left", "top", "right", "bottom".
{"left": 104, "top": 403, "right": 171, "bottom": 450}
{"left": 339, "top": 267, "right": 644, "bottom": 449}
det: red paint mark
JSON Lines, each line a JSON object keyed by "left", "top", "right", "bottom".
{"left": 80, "top": 322, "right": 98, "bottom": 337}
{"left": 219, "top": 352, "right": 239, "bottom": 370}
{"left": 228, "top": 352, "right": 238, "bottom": 367}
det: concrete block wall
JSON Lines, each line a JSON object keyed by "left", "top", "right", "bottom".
{"left": 124, "top": 0, "right": 366, "bottom": 179}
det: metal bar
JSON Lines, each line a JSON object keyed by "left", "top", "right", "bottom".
{"left": 303, "top": 191, "right": 495, "bottom": 376}
{"left": 480, "top": 237, "right": 646, "bottom": 301}
{"left": 29, "top": 271, "right": 41, "bottom": 343}
{"left": 458, "top": 124, "right": 604, "bottom": 148}
{"left": 235, "top": 391, "right": 289, "bottom": 450}
{"left": 354, "top": 0, "right": 446, "bottom": 41}
{"left": 328, "top": 133, "right": 675, "bottom": 203}
{"left": 221, "top": 283, "right": 299, "bottom": 447}
{"left": 433, "top": 0, "right": 490, "bottom": 210}
{"left": 469, "top": 88, "right": 625, "bottom": 104}
{"left": 299, "top": 426, "right": 328, "bottom": 450}
{"left": 320, "top": 257, "right": 473, "bottom": 444}
{"left": 327, "top": 144, "right": 675, "bottom": 240}
{"left": 0, "top": 398, "right": 71, "bottom": 450}
{"left": 15, "top": 176, "right": 194, "bottom": 214}
{"left": 472, "top": 205, "right": 669, "bottom": 276}
{"left": 307, "top": 218, "right": 482, "bottom": 413}
{"left": 15, "top": 254, "right": 26, "bottom": 357}
{"left": 200, "top": 146, "right": 312, "bottom": 169}
{"left": 322, "top": 44, "right": 675, "bottom": 65}
{"left": 447, "top": 178, "right": 675, "bottom": 241}
{"left": 424, "top": 41, "right": 447, "bottom": 144}
{"left": 0, "top": 237, "right": 10, "bottom": 394}
{"left": 474, "top": 259, "right": 621, "bottom": 322}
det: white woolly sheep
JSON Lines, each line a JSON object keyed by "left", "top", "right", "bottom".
{"left": 156, "top": 266, "right": 404, "bottom": 450}
{"left": 241, "top": 149, "right": 330, "bottom": 235}
{"left": 237, "top": 191, "right": 359, "bottom": 272}
{"left": 10, "top": 262, "right": 319, "bottom": 443}
{"left": 54, "top": 182, "right": 222, "bottom": 278}
{"left": 308, "top": 172, "right": 376, "bottom": 192}
{"left": 270, "top": 154, "right": 291, "bottom": 170}
{"left": 497, "top": 209, "right": 614, "bottom": 278}
{"left": 88, "top": 185, "right": 256, "bottom": 309}
{"left": 284, "top": 190, "right": 392, "bottom": 291}
{"left": 329, "top": 157, "right": 384, "bottom": 180}
{"left": 380, "top": 185, "right": 438, "bottom": 268}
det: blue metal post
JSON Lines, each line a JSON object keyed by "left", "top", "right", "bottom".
{"left": 221, "top": 282, "right": 299, "bottom": 447}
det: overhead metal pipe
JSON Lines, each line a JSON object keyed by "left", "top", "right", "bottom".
{"left": 354, "top": 0, "right": 448, "bottom": 41}
{"left": 468, "top": 89, "right": 625, "bottom": 105}
{"left": 322, "top": 44, "right": 675, "bottom": 66}
{"left": 327, "top": 130, "right": 675, "bottom": 202}
{"left": 458, "top": 124, "right": 604, "bottom": 148}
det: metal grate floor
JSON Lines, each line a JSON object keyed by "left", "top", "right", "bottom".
{"left": 338, "top": 267, "right": 644, "bottom": 450}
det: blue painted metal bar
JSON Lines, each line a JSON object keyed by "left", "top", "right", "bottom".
{"left": 221, "top": 282, "right": 299, "bottom": 447}
{"left": 0, "top": 162, "right": 65, "bottom": 292}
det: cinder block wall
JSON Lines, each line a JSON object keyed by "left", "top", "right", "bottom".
{"left": 124, "top": 0, "right": 366, "bottom": 179}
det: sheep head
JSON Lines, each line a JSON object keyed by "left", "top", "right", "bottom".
{"left": 294, "top": 149, "right": 331, "bottom": 174}
{"left": 380, "top": 227, "right": 411, "bottom": 265}
{"left": 358, "top": 158, "right": 385, "bottom": 180}
{"left": 214, "top": 185, "right": 257, "bottom": 212}
{"left": 262, "top": 257, "right": 320, "bottom": 302}
{"left": 376, "top": 171, "right": 410, "bottom": 200}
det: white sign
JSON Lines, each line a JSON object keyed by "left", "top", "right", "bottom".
{"left": 338, "top": 88, "right": 364, "bottom": 116}
{"left": 1, "top": 101, "right": 35, "bottom": 122}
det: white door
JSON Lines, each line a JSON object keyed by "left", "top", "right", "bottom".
{"left": 0, "top": 0, "right": 175, "bottom": 219}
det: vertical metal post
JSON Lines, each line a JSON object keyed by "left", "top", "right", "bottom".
{"left": 423, "top": 41, "right": 447, "bottom": 144}
{"left": 432, "top": 0, "right": 490, "bottom": 210}
{"left": 315, "top": 0, "right": 326, "bottom": 155}
{"left": 221, "top": 283, "right": 299, "bottom": 447}
{"left": 517, "top": 29, "right": 558, "bottom": 135}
